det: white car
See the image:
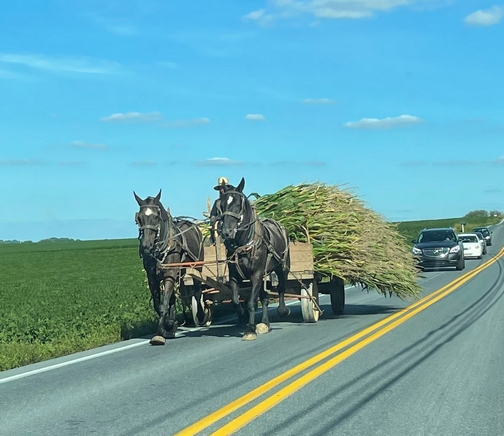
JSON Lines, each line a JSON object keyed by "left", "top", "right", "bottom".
{"left": 474, "top": 231, "right": 487, "bottom": 255}
{"left": 458, "top": 233, "right": 483, "bottom": 259}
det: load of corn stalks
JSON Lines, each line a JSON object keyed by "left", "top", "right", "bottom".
{"left": 252, "top": 183, "right": 421, "bottom": 300}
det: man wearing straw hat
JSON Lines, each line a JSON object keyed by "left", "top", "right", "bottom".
{"left": 210, "top": 176, "right": 231, "bottom": 243}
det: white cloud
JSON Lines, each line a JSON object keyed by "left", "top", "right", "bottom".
{"left": 302, "top": 98, "right": 335, "bottom": 104}
{"left": 100, "top": 112, "right": 162, "bottom": 123}
{"left": 0, "top": 53, "right": 120, "bottom": 74}
{"left": 245, "top": 114, "right": 266, "bottom": 121}
{"left": 244, "top": 9, "right": 266, "bottom": 20}
{"left": 69, "top": 141, "right": 107, "bottom": 150}
{"left": 344, "top": 114, "right": 424, "bottom": 129}
{"left": 197, "top": 157, "right": 242, "bottom": 166}
{"left": 245, "top": 1, "right": 454, "bottom": 25}
{"left": 243, "top": 8, "right": 275, "bottom": 25}
{"left": 161, "top": 118, "right": 210, "bottom": 128}
{"left": 465, "top": 6, "right": 503, "bottom": 26}
{"left": 273, "top": 0, "right": 413, "bottom": 19}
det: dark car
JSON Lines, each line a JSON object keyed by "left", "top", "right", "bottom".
{"left": 412, "top": 227, "right": 465, "bottom": 271}
{"left": 472, "top": 227, "right": 492, "bottom": 246}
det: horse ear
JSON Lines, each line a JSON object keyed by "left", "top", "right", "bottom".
{"left": 155, "top": 189, "right": 162, "bottom": 202}
{"left": 133, "top": 191, "right": 145, "bottom": 206}
{"left": 237, "top": 177, "right": 245, "bottom": 193}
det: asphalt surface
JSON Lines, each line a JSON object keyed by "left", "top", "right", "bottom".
{"left": 1, "top": 223, "right": 503, "bottom": 436}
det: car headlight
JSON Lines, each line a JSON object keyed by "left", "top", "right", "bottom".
{"left": 412, "top": 247, "right": 422, "bottom": 255}
{"left": 450, "top": 245, "right": 460, "bottom": 253}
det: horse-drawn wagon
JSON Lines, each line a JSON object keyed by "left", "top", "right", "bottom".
{"left": 134, "top": 177, "right": 420, "bottom": 345}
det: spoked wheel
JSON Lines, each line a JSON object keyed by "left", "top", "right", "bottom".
{"left": 300, "top": 281, "right": 320, "bottom": 323}
{"left": 191, "top": 295, "right": 212, "bottom": 327}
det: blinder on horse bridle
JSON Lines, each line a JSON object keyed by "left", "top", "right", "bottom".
{"left": 135, "top": 204, "right": 162, "bottom": 239}
{"left": 220, "top": 190, "right": 246, "bottom": 230}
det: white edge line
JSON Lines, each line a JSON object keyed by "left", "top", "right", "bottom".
{"left": 0, "top": 340, "right": 150, "bottom": 385}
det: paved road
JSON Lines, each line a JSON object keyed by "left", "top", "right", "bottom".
{"left": 1, "top": 224, "right": 503, "bottom": 436}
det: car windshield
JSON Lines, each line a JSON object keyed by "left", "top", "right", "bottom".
{"left": 418, "top": 231, "right": 455, "bottom": 243}
{"left": 473, "top": 228, "right": 489, "bottom": 235}
{"left": 460, "top": 235, "right": 478, "bottom": 243}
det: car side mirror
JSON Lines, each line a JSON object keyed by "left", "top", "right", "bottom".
{"left": 411, "top": 239, "right": 416, "bottom": 243}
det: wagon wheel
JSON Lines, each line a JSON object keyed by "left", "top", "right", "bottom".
{"left": 330, "top": 277, "right": 345, "bottom": 315}
{"left": 300, "top": 281, "right": 320, "bottom": 323}
{"left": 191, "top": 295, "right": 212, "bottom": 327}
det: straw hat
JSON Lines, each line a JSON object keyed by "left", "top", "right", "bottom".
{"left": 214, "top": 176, "right": 229, "bottom": 190}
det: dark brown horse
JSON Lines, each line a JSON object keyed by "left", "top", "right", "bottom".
{"left": 218, "top": 178, "right": 291, "bottom": 341}
{"left": 134, "top": 190, "right": 207, "bottom": 345}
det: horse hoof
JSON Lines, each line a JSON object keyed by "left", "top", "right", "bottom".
{"left": 255, "top": 323, "right": 271, "bottom": 335}
{"left": 242, "top": 332, "right": 257, "bottom": 341}
{"left": 277, "top": 307, "right": 291, "bottom": 318}
{"left": 150, "top": 335, "right": 166, "bottom": 346}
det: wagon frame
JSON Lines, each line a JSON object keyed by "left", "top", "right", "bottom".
{"left": 160, "top": 239, "right": 345, "bottom": 326}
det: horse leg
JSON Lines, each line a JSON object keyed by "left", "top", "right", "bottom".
{"left": 178, "top": 281, "right": 190, "bottom": 326}
{"left": 256, "top": 286, "right": 271, "bottom": 335}
{"left": 276, "top": 266, "right": 291, "bottom": 318}
{"left": 151, "top": 275, "right": 177, "bottom": 345}
{"left": 242, "top": 272, "right": 263, "bottom": 341}
{"left": 162, "top": 276, "right": 178, "bottom": 336}
{"left": 192, "top": 280, "right": 207, "bottom": 325}
{"left": 229, "top": 276, "right": 246, "bottom": 325}
{"left": 147, "top": 275, "right": 161, "bottom": 316}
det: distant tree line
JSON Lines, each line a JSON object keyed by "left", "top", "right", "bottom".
{"left": 0, "top": 237, "right": 77, "bottom": 244}
{"left": 464, "top": 210, "right": 503, "bottom": 219}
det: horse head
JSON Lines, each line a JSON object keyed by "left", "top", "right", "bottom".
{"left": 219, "top": 177, "right": 252, "bottom": 242}
{"left": 134, "top": 189, "right": 172, "bottom": 257}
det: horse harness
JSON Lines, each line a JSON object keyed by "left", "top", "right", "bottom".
{"left": 221, "top": 191, "right": 289, "bottom": 280}
{"left": 135, "top": 204, "right": 199, "bottom": 265}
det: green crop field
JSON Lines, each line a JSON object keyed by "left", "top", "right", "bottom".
{"left": 0, "top": 214, "right": 501, "bottom": 372}
{"left": 0, "top": 239, "right": 157, "bottom": 371}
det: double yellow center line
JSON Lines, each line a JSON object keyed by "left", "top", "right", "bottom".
{"left": 177, "top": 246, "right": 504, "bottom": 435}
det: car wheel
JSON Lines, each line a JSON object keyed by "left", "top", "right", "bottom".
{"left": 456, "top": 255, "right": 465, "bottom": 271}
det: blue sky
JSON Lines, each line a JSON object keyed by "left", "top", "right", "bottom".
{"left": 1, "top": 0, "right": 503, "bottom": 241}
